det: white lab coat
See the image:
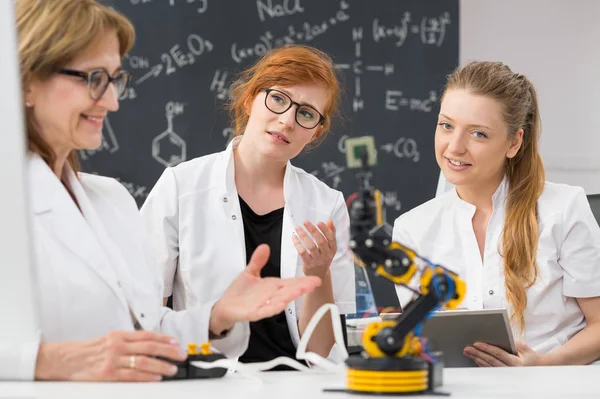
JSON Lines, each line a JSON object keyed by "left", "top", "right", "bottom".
{"left": 393, "top": 177, "right": 600, "bottom": 354}
{"left": 1, "top": 154, "right": 215, "bottom": 380}
{"left": 140, "top": 137, "right": 356, "bottom": 358}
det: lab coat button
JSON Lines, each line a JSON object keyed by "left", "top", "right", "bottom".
{"left": 288, "top": 309, "right": 292, "bottom": 314}
{"left": 489, "top": 290, "right": 494, "bottom": 295}
{"left": 231, "top": 215, "right": 237, "bottom": 220}
{"left": 223, "top": 197, "right": 228, "bottom": 203}
{"left": 140, "top": 313, "right": 145, "bottom": 318}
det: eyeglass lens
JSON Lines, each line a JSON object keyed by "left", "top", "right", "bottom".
{"left": 265, "top": 90, "right": 321, "bottom": 129}
{"left": 89, "top": 70, "right": 129, "bottom": 100}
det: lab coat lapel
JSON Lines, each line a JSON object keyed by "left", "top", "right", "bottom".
{"left": 220, "top": 139, "right": 247, "bottom": 270}
{"left": 281, "top": 164, "right": 308, "bottom": 347}
{"left": 29, "top": 155, "right": 129, "bottom": 312}
{"left": 281, "top": 163, "right": 301, "bottom": 280}
{"left": 70, "top": 172, "right": 133, "bottom": 314}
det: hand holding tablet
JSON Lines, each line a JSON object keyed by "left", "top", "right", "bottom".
{"left": 383, "top": 308, "right": 516, "bottom": 367}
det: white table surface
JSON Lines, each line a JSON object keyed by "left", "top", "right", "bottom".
{"left": 1, "top": 365, "right": 598, "bottom": 399}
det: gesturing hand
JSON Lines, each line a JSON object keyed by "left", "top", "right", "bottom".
{"left": 292, "top": 220, "right": 337, "bottom": 279}
{"left": 210, "top": 244, "right": 321, "bottom": 335}
{"left": 35, "top": 330, "right": 188, "bottom": 381}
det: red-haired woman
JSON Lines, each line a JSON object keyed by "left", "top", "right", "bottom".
{"left": 141, "top": 45, "right": 356, "bottom": 365}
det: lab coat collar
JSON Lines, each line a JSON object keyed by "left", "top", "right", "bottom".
{"left": 28, "top": 152, "right": 88, "bottom": 216}
{"left": 450, "top": 175, "right": 509, "bottom": 214}
{"left": 27, "top": 153, "right": 130, "bottom": 312}
{"left": 221, "top": 136, "right": 300, "bottom": 212}
{"left": 28, "top": 153, "right": 61, "bottom": 214}
{"left": 491, "top": 175, "right": 509, "bottom": 207}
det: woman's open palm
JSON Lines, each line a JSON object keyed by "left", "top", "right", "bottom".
{"left": 211, "top": 244, "right": 321, "bottom": 329}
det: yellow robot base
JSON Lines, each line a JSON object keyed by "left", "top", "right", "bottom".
{"left": 345, "top": 355, "right": 437, "bottom": 395}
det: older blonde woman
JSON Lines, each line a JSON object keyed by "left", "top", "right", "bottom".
{"left": 3, "top": 0, "right": 320, "bottom": 382}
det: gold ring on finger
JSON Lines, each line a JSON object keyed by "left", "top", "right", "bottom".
{"left": 129, "top": 355, "right": 136, "bottom": 369}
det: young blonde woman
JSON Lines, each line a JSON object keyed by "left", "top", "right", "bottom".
{"left": 141, "top": 45, "right": 356, "bottom": 364}
{"left": 393, "top": 61, "right": 600, "bottom": 366}
{"left": 3, "top": 0, "right": 319, "bottom": 381}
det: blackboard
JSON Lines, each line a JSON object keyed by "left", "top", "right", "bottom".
{"left": 86, "top": 0, "right": 459, "bottom": 311}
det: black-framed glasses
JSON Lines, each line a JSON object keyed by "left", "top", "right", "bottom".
{"left": 262, "top": 88, "right": 325, "bottom": 129}
{"left": 57, "top": 68, "right": 132, "bottom": 100}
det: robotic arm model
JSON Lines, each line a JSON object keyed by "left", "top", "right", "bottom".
{"left": 345, "top": 152, "right": 466, "bottom": 394}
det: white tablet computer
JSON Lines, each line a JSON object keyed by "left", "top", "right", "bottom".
{"left": 382, "top": 309, "right": 516, "bottom": 368}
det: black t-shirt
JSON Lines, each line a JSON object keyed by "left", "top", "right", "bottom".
{"left": 237, "top": 196, "right": 298, "bottom": 366}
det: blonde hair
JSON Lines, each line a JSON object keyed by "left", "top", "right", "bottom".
{"left": 16, "top": 0, "right": 135, "bottom": 171}
{"left": 229, "top": 44, "right": 341, "bottom": 147}
{"left": 444, "top": 61, "right": 545, "bottom": 331}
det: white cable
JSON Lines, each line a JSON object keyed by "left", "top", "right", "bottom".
{"left": 295, "top": 303, "right": 348, "bottom": 371}
{"left": 190, "top": 303, "right": 349, "bottom": 381}
{"left": 191, "top": 356, "right": 314, "bottom": 383}
{"left": 190, "top": 358, "right": 263, "bottom": 382}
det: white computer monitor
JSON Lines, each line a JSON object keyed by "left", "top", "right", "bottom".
{"left": 0, "top": 0, "right": 39, "bottom": 354}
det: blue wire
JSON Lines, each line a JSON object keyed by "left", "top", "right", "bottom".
{"left": 432, "top": 272, "right": 442, "bottom": 298}
{"left": 414, "top": 303, "right": 439, "bottom": 337}
{"left": 446, "top": 271, "right": 456, "bottom": 302}
{"left": 414, "top": 322, "right": 423, "bottom": 336}
{"left": 430, "top": 266, "right": 456, "bottom": 303}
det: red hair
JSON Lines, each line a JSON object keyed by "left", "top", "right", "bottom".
{"left": 229, "top": 44, "right": 341, "bottom": 145}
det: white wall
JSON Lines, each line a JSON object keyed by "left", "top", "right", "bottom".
{"left": 0, "top": 1, "right": 39, "bottom": 349}
{"left": 458, "top": 0, "right": 600, "bottom": 194}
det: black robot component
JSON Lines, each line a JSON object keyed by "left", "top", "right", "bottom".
{"left": 161, "top": 343, "right": 228, "bottom": 381}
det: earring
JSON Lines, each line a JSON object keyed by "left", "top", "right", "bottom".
{"left": 25, "top": 101, "right": 32, "bottom": 107}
